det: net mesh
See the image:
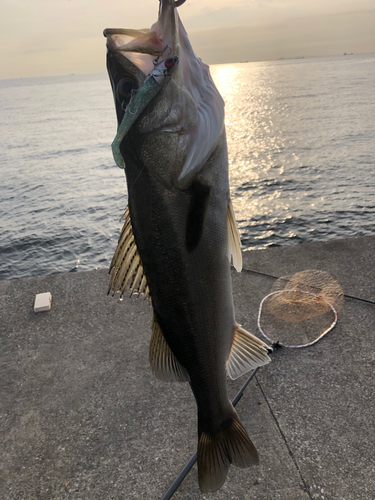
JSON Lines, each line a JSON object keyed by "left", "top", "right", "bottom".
{"left": 259, "top": 270, "right": 344, "bottom": 347}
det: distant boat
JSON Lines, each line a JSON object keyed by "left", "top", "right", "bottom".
{"left": 278, "top": 56, "right": 305, "bottom": 61}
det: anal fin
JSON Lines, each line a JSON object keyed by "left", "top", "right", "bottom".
{"left": 108, "top": 206, "right": 150, "bottom": 300}
{"left": 227, "top": 324, "right": 271, "bottom": 380}
{"left": 149, "top": 315, "right": 190, "bottom": 382}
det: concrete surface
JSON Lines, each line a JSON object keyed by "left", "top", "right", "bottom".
{"left": 1, "top": 236, "right": 374, "bottom": 500}
{"left": 242, "top": 235, "right": 375, "bottom": 303}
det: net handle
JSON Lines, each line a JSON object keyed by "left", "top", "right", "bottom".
{"left": 257, "top": 290, "right": 338, "bottom": 349}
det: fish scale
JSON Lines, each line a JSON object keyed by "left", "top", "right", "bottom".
{"left": 104, "top": 0, "right": 271, "bottom": 492}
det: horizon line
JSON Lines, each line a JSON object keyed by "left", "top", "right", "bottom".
{"left": 1, "top": 51, "right": 374, "bottom": 82}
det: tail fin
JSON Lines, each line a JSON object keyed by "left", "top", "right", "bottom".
{"left": 197, "top": 410, "right": 259, "bottom": 493}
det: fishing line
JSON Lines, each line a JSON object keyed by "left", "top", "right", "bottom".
{"left": 242, "top": 267, "right": 374, "bottom": 305}
{"left": 126, "top": 162, "right": 148, "bottom": 197}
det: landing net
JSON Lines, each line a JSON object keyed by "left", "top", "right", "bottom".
{"left": 258, "top": 270, "right": 344, "bottom": 348}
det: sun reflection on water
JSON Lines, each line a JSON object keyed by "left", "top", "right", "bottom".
{"left": 210, "top": 62, "right": 291, "bottom": 248}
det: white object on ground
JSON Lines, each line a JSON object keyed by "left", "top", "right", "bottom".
{"left": 34, "top": 292, "right": 52, "bottom": 312}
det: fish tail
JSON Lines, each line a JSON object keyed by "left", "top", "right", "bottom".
{"left": 197, "top": 409, "right": 259, "bottom": 493}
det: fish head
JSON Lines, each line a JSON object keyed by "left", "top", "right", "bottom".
{"left": 104, "top": 0, "right": 225, "bottom": 188}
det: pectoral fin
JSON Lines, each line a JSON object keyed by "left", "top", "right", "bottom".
{"left": 149, "top": 315, "right": 190, "bottom": 382}
{"left": 227, "top": 324, "right": 271, "bottom": 380}
{"left": 108, "top": 206, "right": 150, "bottom": 299}
{"left": 185, "top": 181, "right": 211, "bottom": 252}
{"left": 227, "top": 199, "right": 242, "bottom": 272}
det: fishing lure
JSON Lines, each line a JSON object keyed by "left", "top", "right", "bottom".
{"left": 111, "top": 56, "right": 179, "bottom": 169}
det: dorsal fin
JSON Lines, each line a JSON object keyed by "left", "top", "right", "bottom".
{"left": 227, "top": 324, "right": 271, "bottom": 380}
{"left": 149, "top": 315, "right": 190, "bottom": 382}
{"left": 227, "top": 199, "right": 242, "bottom": 272}
{"left": 108, "top": 206, "right": 150, "bottom": 299}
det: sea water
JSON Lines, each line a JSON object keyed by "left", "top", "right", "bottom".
{"left": 1, "top": 53, "right": 374, "bottom": 280}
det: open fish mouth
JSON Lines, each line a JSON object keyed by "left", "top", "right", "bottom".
{"left": 103, "top": 0, "right": 185, "bottom": 76}
{"left": 103, "top": 0, "right": 186, "bottom": 170}
{"left": 104, "top": 0, "right": 226, "bottom": 188}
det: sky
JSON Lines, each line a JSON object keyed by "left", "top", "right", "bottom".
{"left": 0, "top": 0, "right": 374, "bottom": 79}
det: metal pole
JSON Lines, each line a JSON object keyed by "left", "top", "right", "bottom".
{"left": 161, "top": 367, "right": 260, "bottom": 500}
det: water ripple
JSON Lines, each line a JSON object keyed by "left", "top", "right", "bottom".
{"left": 1, "top": 56, "right": 375, "bottom": 280}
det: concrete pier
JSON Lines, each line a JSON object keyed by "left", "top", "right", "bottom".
{"left": 1, "top": 236, "right": 374, "bottom": 499}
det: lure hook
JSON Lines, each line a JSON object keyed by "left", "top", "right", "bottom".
{"left": 153, "top": 40, "right": 172, "bottom": 66}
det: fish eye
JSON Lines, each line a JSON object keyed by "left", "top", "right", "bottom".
{"left": 165, "top": 58, "right": 175, "bottom": 68}
{"left": 116, "top": 77, "right": 136, "bottom": 104}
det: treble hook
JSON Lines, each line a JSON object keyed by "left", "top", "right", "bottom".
{"left": 153, "top": 40, "right": 172, "bottom": 66}
{"left": 122, "top": 88, "right": 138, "bottom": 113}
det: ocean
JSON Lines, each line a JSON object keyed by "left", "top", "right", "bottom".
{"left": 1, "top": 53, "right": 374, "bottom": 281}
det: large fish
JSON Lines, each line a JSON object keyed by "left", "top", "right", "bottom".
{"left": 104, "top": 0, "right": 270, "bottom": 492}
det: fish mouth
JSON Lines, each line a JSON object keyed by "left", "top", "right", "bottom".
{"left": 104, "top": 0, "right": 225, "bottom": 188}
{"left": 104, "top": 0, "right": 187, "bottom": 127}
{"left": 103, "top": 0, "right": 186, "bottom": 76}
{"left": 105, "top": 49, "right": 143, "bottom": 127}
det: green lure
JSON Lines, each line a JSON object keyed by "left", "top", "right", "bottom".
{"left": 112, "top": 56, "right": 179, "bottom": 169}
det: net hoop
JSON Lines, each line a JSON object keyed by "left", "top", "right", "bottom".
{"left": 257, "top": 289, "right": 338, "bottom": 349}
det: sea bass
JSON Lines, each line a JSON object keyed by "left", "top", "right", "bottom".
{"left": 104, "top": 0, "right": 270, "bottom": 492}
